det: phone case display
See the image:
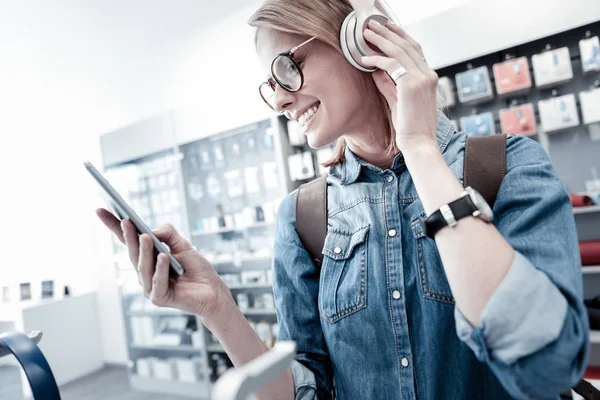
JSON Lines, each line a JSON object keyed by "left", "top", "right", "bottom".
{"left": 493, "top": 57, "right": 532, "bottom": 95}
{"left": 455, "top": 66, "right": 494, "bottom": 104}
{"left": 460, "top": 112, "right": 496, "bottom": 136}
{"left": 499, "top": 103, "right": 537, "bottom": 135}
{"left": 538, "top": 94, "right": 580, "bottom": 133}
{"left": 288, "top": 152, "right": 316, "bottom": 181}
{"left": 532, "top": 47, "right": 574, "bottom": 88}
{"left": 580, "top": 36, "right": 600, "bottom": 73}
{"left": 437, "top": 76, "right": 456, "bottom": 108}
{"left": 580, "top": 88, "right": 600, "bottom": 124}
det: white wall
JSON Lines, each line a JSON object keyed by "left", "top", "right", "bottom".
{"left": 1, "top": 0, "right": 598, "bottom": 367}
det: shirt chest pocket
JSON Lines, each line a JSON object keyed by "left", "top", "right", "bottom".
{"left": 411, "top": 217, "right": 455, "bottom": 304}
{"left": 319, "top": 225, "right": 370, "bottom": 323}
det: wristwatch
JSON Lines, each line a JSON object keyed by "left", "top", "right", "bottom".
{"left": 421, "top": 187, "right": 493, "bottom": 238}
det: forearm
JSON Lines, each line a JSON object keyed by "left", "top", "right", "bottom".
{"left": 403, "top": 142, "right": 514, "bottom": 326}
{"left": 202, "top": 293, "right": 295, "bottom": 400}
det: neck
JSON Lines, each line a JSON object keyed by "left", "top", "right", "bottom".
{"left": 344, "top": 116, "right": 397, "bottom": 170}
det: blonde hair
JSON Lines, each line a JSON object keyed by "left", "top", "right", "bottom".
{"left": 248, "top": 0, "right": 399, "bottom": 167}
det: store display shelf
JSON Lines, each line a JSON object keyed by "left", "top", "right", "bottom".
{"left": 192, "top": 221, "right": 275, "bottom": 236}
{"left": 130, "top": 374, "right": 209, "bottom": 398}
{"left": 227, "top": 283, "right": 273, "bottom": 290}
{"left": 130, "top": 344, "right": 202, "bottom": 353}
{"left": 211, "top": 257, "right": 272, "bottom": 271}
{"left": 574, "top": 205, "right": 600, "bottom": 215}
{"left": 591, "top": 331, "right": 600, "bottom": 344}
{"left": 126, "top": 310, "right": 191, "bottom": 317}
{"left": 242, "top": 309, "right": 277, "bottom": 316}
{"left": 207, "top": 343, "right": 225, "bottom": 352}
{"left": 583, "top": 266, "right": 600, "bottom": 274}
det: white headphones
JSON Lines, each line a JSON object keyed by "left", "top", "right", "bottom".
{"left": 340, "top": 0, "right": 396, "bottom": 72}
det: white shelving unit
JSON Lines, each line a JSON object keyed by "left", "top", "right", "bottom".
{"left": 583, "top": 266, "right": 600, "bottom": 274}
{"left": 191, "top": 221, "right": 275, "bottom": 236}
{"left": 591, "top": 331, "right": 600, "bottom": 344}
{"left": 574, "top": 205, "right": 600, "bottom": 215}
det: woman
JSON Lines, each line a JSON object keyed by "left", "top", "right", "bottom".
{"left": 97, "top": 0, "right": 590, "bottom": 398}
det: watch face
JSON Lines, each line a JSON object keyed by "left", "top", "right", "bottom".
{"left": 467, "top": 187, "right": 493, "bottom": 221}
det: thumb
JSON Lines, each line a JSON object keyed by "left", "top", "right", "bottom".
{"left": 371, "top": 70, "right": 398, "bottom": 106}
{"left": 152, "top": 224, "right": 193, "bottom": 253}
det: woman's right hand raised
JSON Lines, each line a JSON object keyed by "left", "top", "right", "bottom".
{"left": 96, "top": 208, "right": 231, "bottom": 319}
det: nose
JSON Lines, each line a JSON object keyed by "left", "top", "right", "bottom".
{"left": 272, "top": 85, "right": 295, "bottom": 113}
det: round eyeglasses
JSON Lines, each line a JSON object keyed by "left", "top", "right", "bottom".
{"left": 259, "top": 36, "right": 316, "bottom": 111}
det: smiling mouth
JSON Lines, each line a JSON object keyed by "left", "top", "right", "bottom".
{"left": 298, "top": 102, "right": 320, "bottom": 127}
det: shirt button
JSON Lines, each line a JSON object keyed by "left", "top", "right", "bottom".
{"left": 392, "top": 290, "right": 401, "bottom": 300}
{"left": 388, "top": 229, "right": 397, "bottom": 237}
{"left": 387, "top": 175, "right": 394, "bottom": 183}
{"left": 401, "top": 357, "right": 409, "bottom": 367}
{"left": 334, "top": 247, "right": 342, "bottom": 254}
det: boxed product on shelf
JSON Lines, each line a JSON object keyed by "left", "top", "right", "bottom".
{"left": 136, "top": 358, "right": 152, "bottom": 378}
{"left": 499, "top": 103, "right": 537, "bottom": 135}
{"left": 437, "top": 76, "right": 456, "bottom": 108}
{"left": 455, "top": 66, "right": 494, "bottom": 104}
{"left": 236, "top": 293, "right": 250, "bottom": 311}
{"left": 150, "top": 358, "right": 175, "bottom": 380}
{"left": 173, "top": 358, "right": 200, "bottom": 383}
{"left": 241, "top": 270, "right": 267, "bottom": 285}
{"left": 531, "top": 47, "right": 573, "bottom": 88}
{"left": 492, "top": 57, "right": 532, "bottom": 96}
{"left": 460, "top": 112, "right": 496, "bottom": 136}
{"left": 579, "top": 88, "right": 600, "bottom": 124}
{"left": 580, "top": 35, "right": 600, "bottom": 73}
{"left": 537, "top": 94, "right": 580, "bottom": 133}
{"left": 131, "top": 316, "right": 155, "bottom": 345}
{"left": 288, "top": 152, "right": 316, "bottom": 181}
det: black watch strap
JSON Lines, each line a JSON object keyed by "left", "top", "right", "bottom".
{"left": 422, "top": 194, "right": 477, "bottom": 238}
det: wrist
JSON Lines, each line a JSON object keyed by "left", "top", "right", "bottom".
{"left": 200, "top": 286, "right": 241, "bottom": 333}
{"left": 401, "top": 139, "right": 440, "bottom": 165}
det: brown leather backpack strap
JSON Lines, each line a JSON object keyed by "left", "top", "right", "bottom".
{"left": 463, "top": 134, "right": 507, "bottom": 206}
{"left": 573, "top": 378, "right": 600, "bottom": 400}
{"left": 295, "top": 175, "right": 328, "bottom": 267}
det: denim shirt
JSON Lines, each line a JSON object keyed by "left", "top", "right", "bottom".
{"left": 272, "top": 113, "right": 590, "bottom": 400}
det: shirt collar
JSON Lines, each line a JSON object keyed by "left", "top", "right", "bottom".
{"left": 340, "top": 111, "right": 455, "bottom": 185}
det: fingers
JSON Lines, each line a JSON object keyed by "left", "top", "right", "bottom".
{"left": 363, "top": 28, "right": 417, "bottom": 72}
{"left": 137, "top": 234, "right": 155, "bottom": 295}
{"left": 150, "top": 253, "right": 170, "bottom": 305}
{"left": 152, "top": 224, "right": 193, "bottom": 254}
{"left": 96, "top": 208, "right": 125, "bottom": 244}
{"left": 367, "top": 20, "right": 430, "bottom": 75}
{"left": 122, "top": 220, "right": 140, "bottom": 266}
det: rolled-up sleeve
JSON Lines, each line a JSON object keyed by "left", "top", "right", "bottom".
{"left": 273, "top": 190, "right": 334, "bottom": 400}
{"left": 454, "top": 134, "right": 590, "bottom": 399}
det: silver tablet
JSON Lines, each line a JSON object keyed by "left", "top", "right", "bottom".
{"left": 84, "top": 161, "right": 185, "bottom": 276}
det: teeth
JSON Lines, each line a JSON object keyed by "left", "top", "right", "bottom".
{"left": 298, "top": 104, "right": 320, "bottom": 127}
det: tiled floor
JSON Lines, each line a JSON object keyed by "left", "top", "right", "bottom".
{"left": 0, "top": 365, "right": 199, "bottom": 400}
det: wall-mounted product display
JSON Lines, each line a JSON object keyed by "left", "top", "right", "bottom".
{"left": 455, "top": 66, "right": 494, "bottom": 104}
{"left": 499, "top": 103, "right": 537, "bottom": 135}
{"left": 437, "top": 76, "right": 456, "bottom": 108}
{"left": 532, "top": 47, "right": 574, "bottom": 88}
{"left": 460, "top": 112, "right": 496, "bottom": 136}
{"left": 580, "top": 35, "right": 600, "bottom": 73}
{"left": 493, "top": 57, "right": 532, "bottom": 96}
{"left": 580, "top": 88, "right": 600, "bottom": 125}
{"left": 538, "top": 94, "right": 580, "bottom": 133}
{"left": 288, "top": 152, "right": 315, "bottom": 181}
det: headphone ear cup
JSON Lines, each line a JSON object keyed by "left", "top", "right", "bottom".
{"left": 340, "top": 11, "right": 376, "bottom": 72}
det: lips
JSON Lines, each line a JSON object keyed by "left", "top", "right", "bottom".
{"left": 298, "top": 102, "right": 320, "bottom": 127}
